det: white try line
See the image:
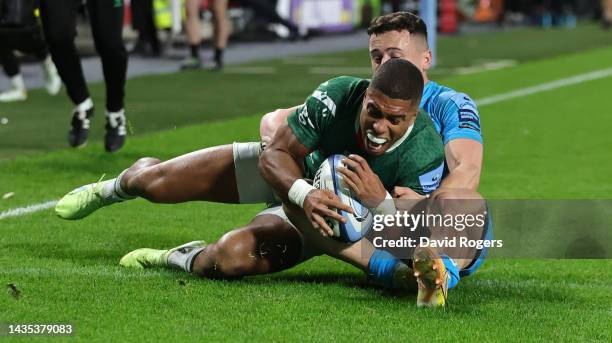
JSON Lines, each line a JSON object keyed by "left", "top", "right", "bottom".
{"left": 476, "top": 67, "right": 612, "bottom": 106}
{"left": 0, "top": 200, "right": 57, "bottom": 221}
{"left": 3, "top": 68, "right": 612, "bottom": 221}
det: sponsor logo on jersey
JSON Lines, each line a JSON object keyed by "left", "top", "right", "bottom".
{"left": 458, "top": 108, "right": 480, "bottom": 124}
{"left": 459, "top": 123, "right": 481, "bottom": 132}
{"left": 311, "top": 90, "right": 337, "bottom": 117}
{"left": 298, "top": 105, "right": 315, "bottom": 129}
{"left": 418, "top": 162, "right": 445, "bottom": 193}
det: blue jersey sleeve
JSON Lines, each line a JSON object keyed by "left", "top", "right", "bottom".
{"left": 436, "top": 92, "right": 483, "bottom": 145}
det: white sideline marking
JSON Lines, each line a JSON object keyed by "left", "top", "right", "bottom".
{"left": 0, "top": 200, "right": 57, "bottom": 221}
{"left": 476, "top": 67, "right": 612, "bottom": 106}
{"left": 4, "top": 68, "right": 612, "bottom": 221}
{"left": 454, "top": 59, "right": 517, "bottom": 75}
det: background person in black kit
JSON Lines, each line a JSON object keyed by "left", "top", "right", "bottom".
{"left": 0, "top": 0, "right": 61, "bottom": 102}
{"left": 238, "top": 0, "right": 307, "bottom": 40}
{"left": 38, "top": 0, "right": 128, "bottom": 153}
{"left": 131, "top": 0, "right": 160, "bottom": 57}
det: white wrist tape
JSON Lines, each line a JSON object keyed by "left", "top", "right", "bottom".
{"left": 288, "top": 179, "right": 316, "bottom": 208}
{"left": 373, "top": 191, "right": 397, "bottom": 215}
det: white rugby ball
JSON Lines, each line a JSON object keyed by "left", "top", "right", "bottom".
{"left": 313, "top": 154, "right": 374, "bottom": 242}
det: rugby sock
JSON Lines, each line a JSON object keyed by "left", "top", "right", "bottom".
{"left": 10, "top": 74, "right": 25, "bottom": 91}
{"left": 441, "top": 255, "right": 460, "bottom": 289}
{"left": 166, "top": 244, "right": 207, "bottom": 272}
{"left": 76, "top": 98, "right": 94, "bottom": 113}
{"left": 99, "top": 170, "right": 136, "bottom": 202}
{"left": 368, "top": 249, "right": 401, "bottom": 288}
{"left": 214, "top": 48, "right": 223, "bottom": 67}
{"left": 190, "top": 44, "right": 199, "bottom": 58}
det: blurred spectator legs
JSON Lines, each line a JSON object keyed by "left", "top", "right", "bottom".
{"left": 39, "top": 0, "right": 128, "bottom": 151}
{"left": 182, "top": 0, "right": 229, "bottom": 71}
{"left": 603, "top": 0, "right": 612, "bottom": 28}
{"left": 131, "top": 0, "right": 161, "bottom": 56}
{"left": 0, "top": 26, "right": 61, "bottom": 102}
{"left": 210, "top": 0, "right": 229, "bottom": 69}
{"left": 238, "top": 0, "right": 304, "bottom": 39}
{"left": 39, "top": 0, "right": 92, "bottom": 108}
{"left": 552, "top": 0, "right": 577, "bottom": 28}
{"left": 182, "top": 0, "right": 204, "bottom": 69}
{"left": 39, "top": 0, "right": 127, "bottom": 113}
{"left": 0, "top": 51, "right": 26, "bottom": 102}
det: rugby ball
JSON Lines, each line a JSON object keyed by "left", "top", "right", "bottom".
{"left": 313, "top": 154, "right": 374, "bottom": 242}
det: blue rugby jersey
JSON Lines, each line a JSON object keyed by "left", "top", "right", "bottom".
{"left": 420, "top": 81, "right": 483, "bottom": 145}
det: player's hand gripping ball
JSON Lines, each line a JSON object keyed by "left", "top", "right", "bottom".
{"left": 313, "top": 154, "right": 374, "bottom": 242}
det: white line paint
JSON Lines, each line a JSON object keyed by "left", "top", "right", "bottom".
{"left": 476, "top": 67, "right": 612, "bottom": 106}
{"left": 454, "top": 59, "right": 517, "bottom": 75}
{"left": 0, "top": 200, "right": 57, "bottom": 221}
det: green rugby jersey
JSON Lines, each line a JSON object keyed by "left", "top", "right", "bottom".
{"left": 288, "top": 76, "right": 445, "bottom": 195}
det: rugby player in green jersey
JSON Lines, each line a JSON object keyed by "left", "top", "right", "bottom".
{"left": 258, "top": 12, "right": 490, "bottom": 306}
{"left": 55, "top": 59, "right": 452, "bottom": 306}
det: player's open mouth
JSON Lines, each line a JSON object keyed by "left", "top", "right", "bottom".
{"left": 366, "top": 131, "right": 388, "bottom": 153}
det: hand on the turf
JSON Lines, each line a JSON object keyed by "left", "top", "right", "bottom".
{"left": 303, "top": 189, "right": 352, "bottom": 236}
{"left": 338, "top": 154, "right": 387, "bottom": 208}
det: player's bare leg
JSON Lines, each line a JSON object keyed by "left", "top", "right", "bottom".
{"left": 120, "top": 214, "right": 304, "bottom": 278}
{"left": 192, "top": 215, "right": 302, "bottom": 278}
{"left": 56, "top": 143, "right": 268, "bottom": 219}
{"left": 121, "top": 145, "right": 238, "bottom": 203}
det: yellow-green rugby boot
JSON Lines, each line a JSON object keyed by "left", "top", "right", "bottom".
{"left": 413, "top": 246, "right": 449, "bottom": 308}
{"left": 120, "top": 241, "right": 207, "bottom": 271}
{"left": 55, "top": 178, "right": 129, "bottom": 220}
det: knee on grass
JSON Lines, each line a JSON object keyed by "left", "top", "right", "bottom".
{"left": 195, "top": 229, "right": 260, "bottom": 279}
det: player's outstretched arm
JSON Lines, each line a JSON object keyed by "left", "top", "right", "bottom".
{"left": 259, "top": 123, "right": 352, "bottom": 236}
{"left": 390, "top": 138, "right": 483, "bottom": 199}
{"left": 440, "top": 138, "right": 483, "bottom": 190}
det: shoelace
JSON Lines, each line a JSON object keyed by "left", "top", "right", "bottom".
{"left": 76, "top": 174, "right": 106, "bottom": 209}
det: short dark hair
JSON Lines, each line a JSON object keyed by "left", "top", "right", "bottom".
{"left": 367, "top": 11, "right": 428, "bottom": 40}
{"left": 370, "top": 59, "right": 424, "bottom": 103}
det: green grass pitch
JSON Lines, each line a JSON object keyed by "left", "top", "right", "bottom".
{"left": 1, "top": 25, "right": 611, "bottom": 341}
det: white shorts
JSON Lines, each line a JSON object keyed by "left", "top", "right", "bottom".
{"left": 233, "top": 142, "right": 320, "bottom": 261}
{"left": 232, "top": 142, "right": 278, "bottom": 204}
